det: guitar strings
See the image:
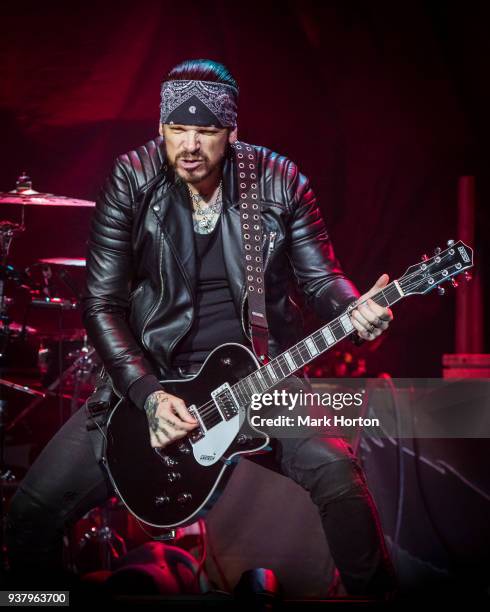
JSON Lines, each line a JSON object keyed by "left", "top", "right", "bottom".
{"left": 193, "top": 278, "right": 425, "bottom": 423}
{"left": 190, "top": 250, "right": 459, "bottom": 425}
{"left": 190, "top": 288, "right": 390, "bottom": 424}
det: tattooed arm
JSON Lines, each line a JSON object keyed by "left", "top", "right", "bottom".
{"left": 144, "top": 390, "right": 198, "bottom": 448}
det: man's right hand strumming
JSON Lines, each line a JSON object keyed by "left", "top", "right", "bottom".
{"left": 144, "top": 390, "right": 199, "bottom": 448}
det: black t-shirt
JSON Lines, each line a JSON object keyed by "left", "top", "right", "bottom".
{"left": 172, "top": 215, "right": 251, "bottom": 367}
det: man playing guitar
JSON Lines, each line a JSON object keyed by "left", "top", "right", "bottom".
{"left": 6, "top": 59, "right": 398, "bottom": 599}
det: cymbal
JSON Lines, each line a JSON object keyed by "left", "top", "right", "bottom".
{"left": 30, "top": 296, "right": 78, "bottom": 310}
{"left": 36, "top": 328, "right": 87, "bottom": 341}
{"left": 0, "top": 321, "right": 38, "bottom": 335}
{"left": 0, "top": 192, "right": 94, "bottom": 207}
{"left": 38, "top": 257, "right": 86, "bottom": 267}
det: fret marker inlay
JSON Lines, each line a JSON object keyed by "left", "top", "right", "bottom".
{"left": 284, "top": 351, "right": 295, "bottom": 371}
{"left": 340, "top": 314, "right": 354, "bottom": 333}
{"left": 322, "top": 327, "right": 335, "bottom": 345}
{"left": 305, "top": 337, "right": 319, "bottom": 356}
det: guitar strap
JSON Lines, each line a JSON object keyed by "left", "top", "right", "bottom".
{"left": 232, "top": 141, "right": 270, "bottom": 365}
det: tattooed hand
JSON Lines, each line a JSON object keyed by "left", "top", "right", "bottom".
{"left": 144, "top": 390, "right": 198, "bottom": 448}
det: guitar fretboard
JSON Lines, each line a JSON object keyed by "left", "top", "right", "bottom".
{"left": 231, "top": 281, "right": 404, "bottom": 406}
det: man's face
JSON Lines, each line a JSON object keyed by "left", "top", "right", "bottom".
{"left": 160, "top": 123, "right": 237, "bottom": 186}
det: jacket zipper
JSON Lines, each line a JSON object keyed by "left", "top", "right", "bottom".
{"left": 140, "top": 230, "right": 196, "bottom": 362}
{"left": 141, "top": 233, "right": 165, "bottom": 351}
{"left": 240, "top": 230, "right": 277, "bottom": 341}
{"left": 266, "top": 231, "right": 277, "bottom": 263}
{"left": 140, "top": 227, "right": 275, "bottom": 357}
{"left": 167, "top": 292, "right": 195, "bottom": 364}
{"left": 129, "top": 283, "right": 144, "bottom": 302}
{"left": 166, "top": 243, "right": 196, "bottom": 364}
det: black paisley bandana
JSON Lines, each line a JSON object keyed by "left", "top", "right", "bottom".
{"left": 160, "top": 79, "right": 238, "bottom": 128}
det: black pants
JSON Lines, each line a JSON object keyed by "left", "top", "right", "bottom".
{"left": 6, "top": 376, "right": 398, "bottom": 597}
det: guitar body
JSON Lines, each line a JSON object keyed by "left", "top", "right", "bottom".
{"left": 104, "top": 343, "right": 270, "bottom": 528}
{"left": 103, "top": 240, "right": 474, "bottom": 530}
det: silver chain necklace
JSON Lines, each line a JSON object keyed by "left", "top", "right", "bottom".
{"left": 188, "top": 181, "right": 223, "bottom": 234}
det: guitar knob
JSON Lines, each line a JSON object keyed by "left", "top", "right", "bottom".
{"left": 434, "top": 247, "right": 441, "bottom": 255}
{"left": 177, "top": 493, "right": 192, "bottom": 504}
{"left": 177, "top": 443, "right": 191, "bottom": 454}
{"left": 155, "top": 495, "right": 171, "bottom": 506}
{"left": 237, "top": 434, "right": 251, "bottom": 445}
{"left": 451, "top": 278, "right": 459, "bottom": 288}
{"left": 437, "top": 286, "right": 445, "bottom": 296}
{"left": 447, "top": 239, "right": 455, "bottom": 247}
{"left": 167, "top": 472, "right": 181, "bottom": 483}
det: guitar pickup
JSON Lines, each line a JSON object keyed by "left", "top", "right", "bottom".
{"left": 211, "top": 383, "right": 240, "bottom": 421}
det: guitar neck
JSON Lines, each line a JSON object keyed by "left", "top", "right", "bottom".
{"left": 231, "top": 280, "right": 405, "bottom": 404}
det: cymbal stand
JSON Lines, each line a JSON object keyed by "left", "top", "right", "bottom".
{"left": 0, "top": 218, "right": 25, "bottom": 573}
{"left": 6, "top": 344, "right": 99, "bottom": 433}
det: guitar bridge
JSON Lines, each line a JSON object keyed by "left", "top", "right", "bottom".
{"left": 187, "top": 404, "right": 205, "bottom": 443}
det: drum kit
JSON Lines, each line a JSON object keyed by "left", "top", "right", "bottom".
{"left": 0, "top": 172, "right": 117, "bottom": 572}
{"left": 0, "top": 172, "right": 207, "bottom": 579}
{"left": 0, "top": 170, "right": 100, "bottom": 427}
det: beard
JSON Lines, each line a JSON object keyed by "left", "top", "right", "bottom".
{"left": 168, "top": 152, "right": 212, "bottom": 185}
{"left": 166, "top": 146, "right": 229, "bottom": 186}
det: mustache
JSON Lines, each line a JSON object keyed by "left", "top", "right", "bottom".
{"left": 176, "top": 153, "right": 208, "bottom": 162}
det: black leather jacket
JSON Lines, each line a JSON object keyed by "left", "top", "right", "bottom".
{"left": 81, "top": 137, "right": 360, "bottom": 403}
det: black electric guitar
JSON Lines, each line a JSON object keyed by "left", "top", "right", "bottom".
{"left": 104, "top": 240, "right": 473, "bottom": 529}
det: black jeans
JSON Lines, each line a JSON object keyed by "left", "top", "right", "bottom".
{"left": 6, "top": 375, "right": 398, "bottom": 597}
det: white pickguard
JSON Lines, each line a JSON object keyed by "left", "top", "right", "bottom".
{"left": 191, "top": 399, "right": 246, "bottom": 467}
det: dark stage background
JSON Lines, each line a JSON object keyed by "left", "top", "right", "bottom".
{"left": 1, "top": 0, "right": 488, "bottom": 378}
{"left": 1, "top": 0, "right": 489, "bottom": 599}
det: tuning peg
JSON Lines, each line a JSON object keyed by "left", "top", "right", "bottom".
{"left": 451, "top": 278, "right": 459, "bottom": 288}
{"left": 464, "top": 271, "right": 472, "bottom": 282}
{"left": 434, "top": 247, "right": 441, "bottom": 255}
{"left": 421, "top": 254, "right": 429, "bottom": 262}
{"left": 437, "top": 286, "right": 445, "bottom": 296}
{"left": 447, "top": 239, "right": 455, "bottom": 247}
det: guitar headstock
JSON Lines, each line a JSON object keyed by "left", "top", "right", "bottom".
{"left": 398, "top": 240, "right": 474, "bottom": 296}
